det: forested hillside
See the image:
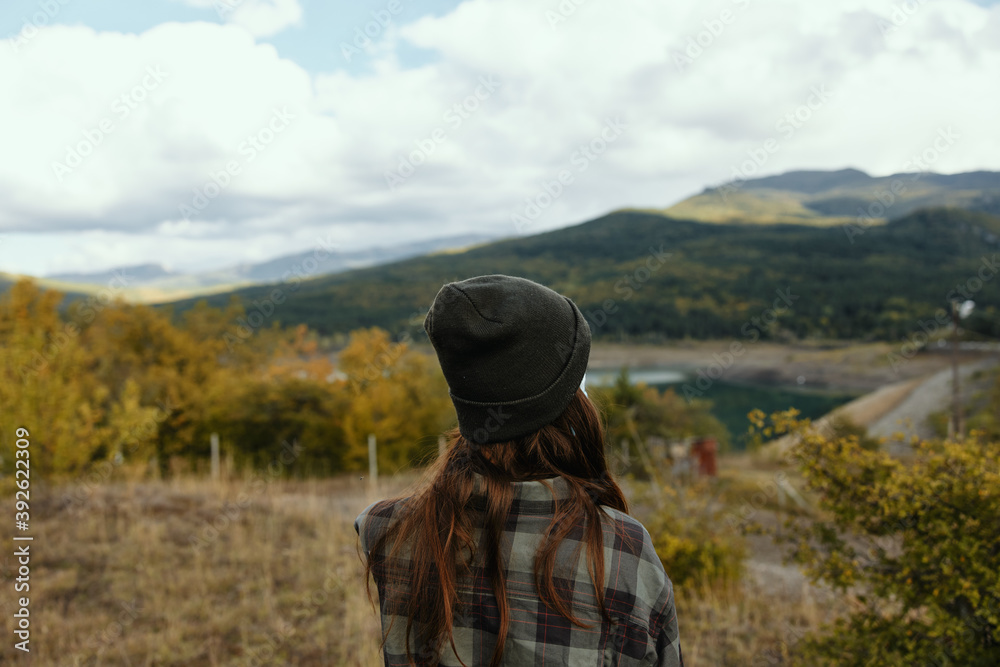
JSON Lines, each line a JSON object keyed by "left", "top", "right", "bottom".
{"left": 163, "top": 207, "right": 1000, "bottom": 342}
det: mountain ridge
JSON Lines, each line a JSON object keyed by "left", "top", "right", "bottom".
{"left": 663, "top": 168, "right": 1000, "bottom": 225}
{"left": 157, "top": 205, "right": 1000, "bottom": 342}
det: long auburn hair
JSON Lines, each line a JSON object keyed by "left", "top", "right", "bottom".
{"left": 362, "top": 389, "right": 629, "bottom": 667}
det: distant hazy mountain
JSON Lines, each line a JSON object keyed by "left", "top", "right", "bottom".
{"left": 233, "top": 234, "right": 499, "bottom": 284}
{"left": 0, "top": 271, "right": 95, "bottom": 304}
{"left": 36, "top": 233, "right": 500, "bottom": 301}
{"left": 662, "top": 168, "right": 1000, "bottom": 225}
{"left": 49, "top": 263, "right": 178, "bottom": 285}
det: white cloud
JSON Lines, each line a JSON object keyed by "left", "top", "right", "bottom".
{"left": 173, "top": 0, "right": 303, "bottom": 38}
{"left": 1, "top": 0, "right": 999, "bottom": 276}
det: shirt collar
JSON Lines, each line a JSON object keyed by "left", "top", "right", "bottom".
{"left": 471, "top": 473, "right": 574, "bottom": 502}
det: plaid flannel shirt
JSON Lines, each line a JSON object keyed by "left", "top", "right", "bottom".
{"left": 355, "top": 475, "right": 683, "bottom": 666}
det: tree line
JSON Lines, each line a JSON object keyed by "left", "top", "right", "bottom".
{"left": 0, "top": 279, "right": 723, "bottom": 483}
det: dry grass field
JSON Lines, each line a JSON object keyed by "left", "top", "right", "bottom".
{"left": 0, "top": 472, "right": 834, "bottom": 666}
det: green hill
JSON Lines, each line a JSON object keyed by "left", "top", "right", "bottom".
{"left": 160, "top": 207, "right": 1000, "bottom": 342}
{"left": 661, "top": 168, "right": 1000, "bottom": 225}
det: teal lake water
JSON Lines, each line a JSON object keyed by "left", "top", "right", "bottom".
{"left": 587, "top": 368, "right": 859, "bottom": 450}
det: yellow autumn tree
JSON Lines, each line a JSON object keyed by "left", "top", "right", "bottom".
{"left": 338, "top": 327, "right": 454, "bottom": 472}
{"left": 201, "top": 323, "right": 352, "bottom": 475}
{"left": 0, "top": 280, "right": 159, "bottom": 480}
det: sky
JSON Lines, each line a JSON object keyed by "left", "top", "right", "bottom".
{"left": 0, "top": 0, "right": 998, "bottom": 276}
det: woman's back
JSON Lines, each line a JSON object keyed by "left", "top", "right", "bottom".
{"left": 356, "top": 475, "right": 682, "bottom": 666}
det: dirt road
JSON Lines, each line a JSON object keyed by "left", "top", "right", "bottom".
{"left": 868, "top": 357, "right": 999, "bottom": 452}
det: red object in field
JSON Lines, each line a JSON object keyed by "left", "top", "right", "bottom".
{"left": 691, "top": 437, "right": 718, "bottom": 477}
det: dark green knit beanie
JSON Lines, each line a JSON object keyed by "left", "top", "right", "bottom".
{"left": 423, "top": 275, "right": 591, "bottom": 445}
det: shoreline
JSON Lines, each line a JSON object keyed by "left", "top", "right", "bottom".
{"left": 587, "top": 340, "right": 994, "bottom": 394}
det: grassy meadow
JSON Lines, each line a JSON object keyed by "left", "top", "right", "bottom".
{"left": 0, "top": 462, "right": 839, "bottom": 667}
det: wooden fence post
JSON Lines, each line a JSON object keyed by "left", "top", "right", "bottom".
{"left": 368, "top": 433, "right": 378, "bottom": 494}
{"left": 210, "top": 433, "right": 220, "bottom": 482}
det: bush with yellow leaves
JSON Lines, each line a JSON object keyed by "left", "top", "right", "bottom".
{"left": 750, "top": 409, "right": 1000, "bottom": 666}
{"left": 644, "top": 480, "right": 746, "bottom": 590}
